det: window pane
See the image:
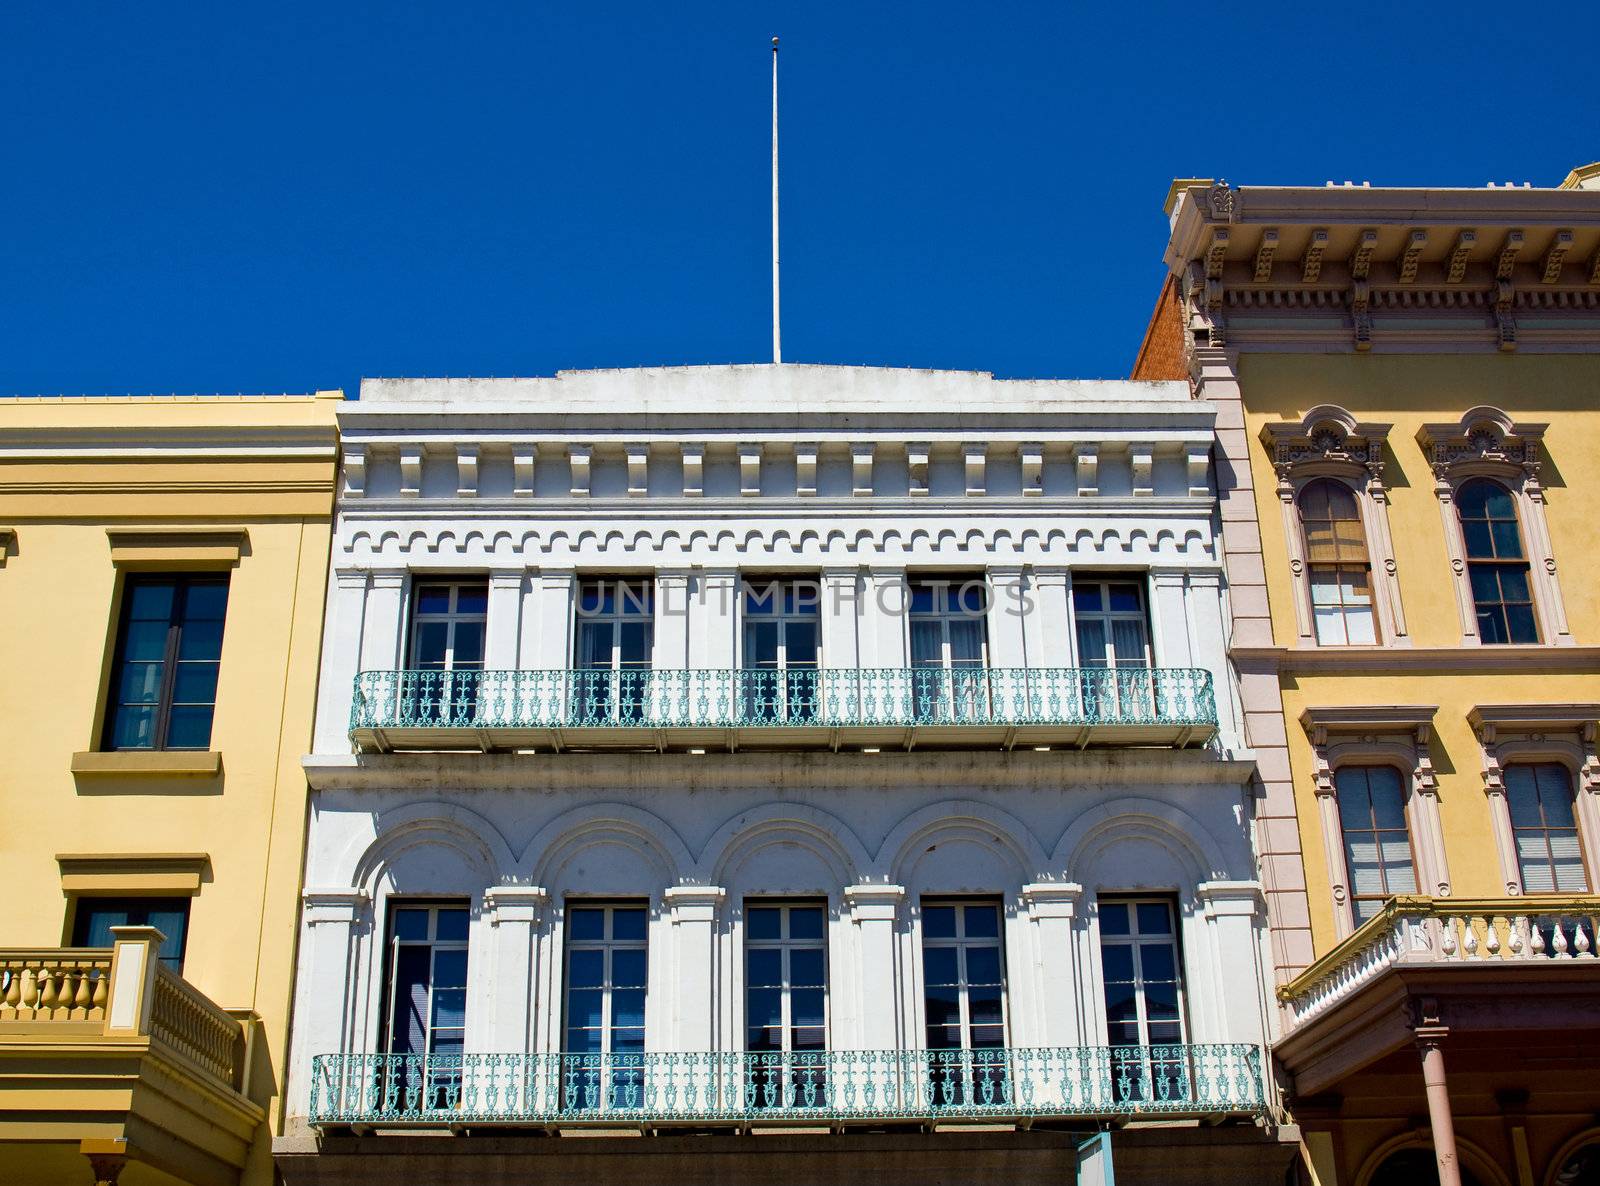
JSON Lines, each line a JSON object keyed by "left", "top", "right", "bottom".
{"left": 611, "top": 948, "right": 647, "bottom": 988}
{"left": 1135, "top": 903, "right": 1172, "bottom": 935}
{"left": 567, "top": 908, "right": 605, "bottom": 941}
{"left": 744, "top": 621, "right": 779, "bottom": 668}
{"left": 183, "top": 583, "right": 229, "bottom": 620}
{"left": 1099, "top": 902, "right": 1130, "bottom": 935}
{"left": 612, "top": 989, "right": 646, "bottom": 1029}
{"left": 922, "top": 947, "right": 959, "bottom": 986}
{"left": 612, "top": 908, "right": 648, "bottom": 941}
{"left": 1344, "top": 606, "right": 1377, "bottom": 646}
{"left": 1099, "top": 944, "right": 1134, "bottom": 983}
{"left": 452, "top": 624, "right": 485, "bottom": 666}
{"left": 789, "top": 948, "right": 825, "bottom": 987}
{"left": 922, "top": 905, "right": 957, "bottom": 939}
{"left": 1073, "top": 585, "right": 1103, "bottom": 614}
{"left": 566, "top": 988, "right": 605, "bottom": 1029}
{"left": 455, "top": 586, "right": 489, "bottom": 615}
{"left": 1504, "top": 603, "right": 1538, "bottom": 645}
{"left": 963, "top": 905, "right": 1000, "bottom": 938}
{"left": 164, "top": 705, "right": 215, "bottom": 749}
{"left": 122, "top": 619, "right": 171, "bottom": 662}
{"left": 1461, "top": 520, "right": 1494, "bottom": 558}
{"left": 788, "top": 907, "right": 825, "bottom": 941}
{"left": 567, "top": 949, "right": 604, "bottom": 988}
{"left": 171, "top": 663, "right": 219, "bottom": 705}
{"left": 413, "top": 621, "right": 450, "bottom": 667}
{"left": 127, "top": 582, "right": 176, "bottom": 621}
{"left": 964, "top": 946, "right": 1002, "bottom": 986}
{"left": 394, "top": 908, "right": 430, "bottom": 941}
{"left": 1367, "top": 768, "right": 1407, "bottom": 827}
{"left": 791, "top": 988, "right": 825, "bottom": 1029}
{"left": 118, "top": 662, "right": 164, "bottom": 704}
{"left": 435, "top": 909, "right": 470, "bottom": 942}
{"left": 416, "top": 585, "right": 453, "bottom": 615}
{"left": 746, "top": 949, "right": 782, "bottom": 988}
{"left": 176, "top": 620, "right": 225, "bottom": 661}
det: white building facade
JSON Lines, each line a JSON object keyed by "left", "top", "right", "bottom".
{"left": 276, "top": 365, "right": 1296, "bottom": 1185}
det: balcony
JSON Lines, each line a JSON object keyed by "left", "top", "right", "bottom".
{"left": 308, "top": 1044, "right": 1262, "bottom": 1129}
{"left": 348, "top": 667, "right": 1218, "bottom": 753}
{"left": 0, "top": 929, "right": 262, "bottom": 1186}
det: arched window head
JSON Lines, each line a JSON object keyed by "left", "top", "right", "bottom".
{"left": 1297, "top": 479, "right": 1376, "bottom": 645}
{"left": 1456, "top": 477, "right": 1538, "bottom": 644}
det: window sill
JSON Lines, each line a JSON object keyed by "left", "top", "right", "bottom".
{"left": 71, "top": 751, "right": 223, "bottom": 778}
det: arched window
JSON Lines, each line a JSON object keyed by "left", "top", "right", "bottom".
{"left": 1506, "top": 763, "right": 1589, "bottom": 893}
{"left": 1367, "top": 1148, "right": 1487, "bottom": 1186}
{"left": 1335, "top": 766, "right": 1417, "bottom": 923}
{"left": 1456, "top": 478, "right": 1538, "bottom": 644}
{"left": 1551, "top": 1140, "right": 1600, "bottom": 1186}
{"left": 1297, "top": 479, "right": 1376, "bottom": 645}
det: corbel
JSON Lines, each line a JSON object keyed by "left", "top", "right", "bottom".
{"left": 512, "top": 445, "right": 536, "bottom": 496}
{"left": 1352, "top": 279, "right": 1373, "bottom": 352}
{"left": 962, "top": 444, "right": 986, "bottom": 496}
{"left": 680, "top": 443, "right": 704, "bottom": 497}
{"left": 794, "top": 443, "right": 818, "bottom": 496}
{"left": 1075, "top": 444, "right": 1099, "bottom": 497}
{"left": 341, "top": 444, "right": 367, "bottom": 497}
{"left": 850, "top": 443, "right": 876, "bottom": 497}
{"left": 1495, "top": 279, "right": 1518, "bottom": 352}
{"left": 398, "top": 446, "right": 422, "bottom": 497}
{"left": 1396, "top": 230, "right": 1427, "bottom": 284}
{"left": 1445, "top": 229, "right": 1476, "bottom": 283}
{"left": 1496, "top": 230, "right": 1524, "bottom": 280}
{"left": 906, "top": 442, "right": 931, "bottom": 496}
{"left": 1301, "top": 229, "right": 1328, "bottom": 283}
{"left": 1130, "top": 444, "right": 1154, "bottom": 496}
{"left": 1542, "top": 229, "right": 1573, "bottom": 284}
{"left": 455, "top": 444, "right": 479, "bottom": 497}
{"left": 1348, "top": 229, "right": 1378, "bottom": 280}
{"left": 1253, "top": 228, "right": 1279, "bottom": 282}
{"left": 738, "top": 443, "right": 763, "bottom": 496}
{"left": 568, "top": 444, "right": 592, "bottom": 497}
{"left": 1019, "top": 442, "right": 1043, "bottom": 496}
{"left": 1186, "top": 443, "right": 1211, "bottom": 497}
{"left": 625, "top": 443, "right": 649, "bottom": 497}
{"left": 1204, "top": 228, "right": 1229, "bottom": 280}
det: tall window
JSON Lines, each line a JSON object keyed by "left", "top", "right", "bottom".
{"left": 1298, "top": 480, "right": 1377, "bottom": 645}
{"left": 1073, "top": 578, "right": 1152, "bottom": 718}
{"left": 742, "top": 579, "right": 820, "bottom": 723}
{"left": 104, "top": 575, "right": 229, "bottom": 750}
{"left": 563, "top": 902, "right": 648, "bottom": 1109}
{"left": 1098, "top": 898, "right": 1186, "bottom": 1102}
{"left": 381, "top": 902, "right": 470, "bottom": 1110}
{"left": 1506, "top": 763, "right": 1589, "bottom": 892}
{"left": 1336, "top": 767, "right": 1418, "bottom": 922}
{"left": 72, "top": 897, "right": 190, "bottom": 972}
{"left": 745, "top": 901, "right": 827, "bottom": 1108}
{"left": 1457, "top": 478, "right": 1537, "bottom": 644}
{"left": 408, "top": 581, "right": 487, "bottom": 723}
{"left": 921, "top": 900, "right": 1006, "bottom": 1106}
{"left": 574, "top": 579, "right": 654, "bottom": 723}
{"left": 908, "top": 578, "right": 988, "bottom": 720}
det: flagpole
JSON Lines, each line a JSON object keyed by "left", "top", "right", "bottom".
{"left": 771, "top": 36, "right": 782, "bottom": 365}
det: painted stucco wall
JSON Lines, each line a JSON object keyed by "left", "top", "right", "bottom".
{"left": 0, "top": 393, "right": 339, "bottom": 1184}
{"left": 1239, "top": 353, "right": 1600, "bottom": 956}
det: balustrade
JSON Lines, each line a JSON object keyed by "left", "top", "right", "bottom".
{"left": 0, "top": 951, "right": 112, "bottom": 1023}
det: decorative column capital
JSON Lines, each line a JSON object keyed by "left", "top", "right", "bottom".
{"left": 664, "top": 885, "right": 725, "bottom": 922}
{"left": 1020, "top": 882, "right": 1083, "bottom": 919}
{"left": 334, "top": 567, "right": 370, "bottom": 590}
{"left": 844, "top": 883, "right": 905, "bottom": 922}
{"left": 367, "top": 568, "right": 407, "bottom": 591}
{"left": 1196, "top": 880, "right": 1265, "bottom": 917}
{"left": 302, "top": 887, "right": 372, "bottom": 925}
{"left": 483, "top": 885, "right": 549, "bottom": 926}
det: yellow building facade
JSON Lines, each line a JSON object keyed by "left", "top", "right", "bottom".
{"left": 1144, "top": 175, "right": 1600, "bottom": 1186}
{"left": 0, "top": 393, "right": 340, "bottom": 1186}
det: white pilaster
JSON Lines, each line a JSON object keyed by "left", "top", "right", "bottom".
{"left": 664, "top": 886, "right": 725, "bottom": 1051}
{"left": 693, "top": 568, "right": 740, "bottom": 669}
{"left": 843, "top": 885, "right": 904, "bottom": 1050}
{"left": 861, "top": 568, "right": 908, "bottom": 667}
{"left": 820, "top": 567, "right": 862, "bottom": 671}
{"left": 985, "top": 566, "right": 1030, "bottom": 668}
{"left": 654, "top": 570, "right": 693, "bottom": 672}
{"left": 1021, "top": 883, "right": 1084, "bottom": 1045}
{"left": 527, "top": 569, "right": 575, "bottom": 669}
{"left": 485, "top": 569, "right": 526, "bottom": 670}
{"left": 1195, "top": 881, "right": 1269, "bottom": 1046}
{"left": 316, "top": 568, "right": 371, "bottom": 751}
{"left": 286, "top": 889, "right": 372, "bottom": 1116}
{"left": 1029, "top": 566, "right": 1074, "bottom": 667}
{"left": 1149, "top": 568, "right": 1195, "bottom": 667}
{"left": 360, "top": 569, "right": 407, "bottom": 670}
{"left": 478, "top": 886, "right": 548, "bottom": 1053}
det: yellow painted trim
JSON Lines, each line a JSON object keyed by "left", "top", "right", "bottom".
{"left": 70, "top": 751, "right": 222, "bottom": 778}
{"left": 57, "top": 853, "right": 208, "bottom": 894}
{"left": 106, "top": 527, "right": 246, "bottom": 569}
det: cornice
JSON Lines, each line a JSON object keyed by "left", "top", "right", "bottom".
{"left": 1230, "top": 645, "right": 1600, "bottom": 675}
{"left": 1299, "top": 705, "right": 1438, "bottom": 734}
{"left": 1466, "top": 704, "right": 1600, "bottom": 733}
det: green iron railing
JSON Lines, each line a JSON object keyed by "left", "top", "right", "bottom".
{"left": 308, "top": 1044, "right": 1262, "bottom": 1124}
{"left": 349, "top": 667, "right": 1217, "bottom": 735}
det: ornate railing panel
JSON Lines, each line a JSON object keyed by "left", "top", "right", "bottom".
{"left": 0, "top": 950, "right": 112, "bottom": 1023}
{"left": 1279, "top": 895, "right": 1600, "bottom": 1025}
{"left": 150, "top": 963, "right": 245, "bottom": 1088}
{"left": 350, "top": 667, "right": 1217, "bottom": 735}
{"left": 308, "top": 1044, "right": 1262, "bottom": 1125}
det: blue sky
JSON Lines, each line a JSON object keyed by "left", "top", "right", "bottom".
{"left": 3, "top": 1, "right": 1595, "bottom": 396}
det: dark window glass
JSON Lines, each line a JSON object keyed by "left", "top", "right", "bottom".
{"left": 381, "top": 902, "right": 471, "bottom": 1057}
{"left": 72, "top": 897, "right": 190, "bottom": 972}
{"left": 1456, "top": 478, "right": 1537, "bottom": 645}
{"left": 1506, "top": 763, "right": 1589, "bottom": 893}
{"left": 1337, "top": 766, "right": 1418, "bottom": 921}
{"left": 1097, "top": 897, "right": 1187, "bottom": 1104}
{"left": 1298, "top": 480, "right": 1377, "bottom": 646}
{"left": 105, "top": 575, "right": 229, "bottom": 750}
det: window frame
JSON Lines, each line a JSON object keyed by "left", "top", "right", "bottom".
{"left": 1454, "top": 477, "right": 1539, "bottom": 645}
{"left": 561, "top": 900, "right": 650, "bottom": 1059}
{"left": 378, "top": 899, "right": 472, "bottom": 1058}
{"left": 102, "top": 573, "right": 231, "bottom": 752}
{"left": 573, "top": 578, "right": 655, "bottom": 673}
{"left": 1070, "top": 575, "right": 1154, "bottom": 670}
{"left": 1333, "top": 765, "right": 1422, "bottom": 923}
{"left": 1503, "top": 761, "right": 1590, "bottom": 894}
{"left": 918, "top": 897, "right": 1008, "bottom": 1053}
{"left": 1296, "top": 478, "right": 1379, "bottom": 646}
{"left": 69, "top": 895, "right": 192, "bottom": 973}
{"left": 406, "top": 579, "right": 489, "bottom": 672}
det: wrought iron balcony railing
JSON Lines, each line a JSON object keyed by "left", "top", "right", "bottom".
{"left": 1278, "top": 895, "right": 1600, "bottom": 1026}
{"left": 308, "top": 1044, "right": 1263, "bottom": 1126}
{"left": 348, "top": 666, "right": 1217, "bottom": 751}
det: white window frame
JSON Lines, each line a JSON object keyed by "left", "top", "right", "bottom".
{"left": 742, "top": 900, "right": 829, "bottom": 1056}
{"left": 561, "top": 900, "right": 650, "bottom": 1059}
{"left": 407, "top": 580, "right": 488, "bottom": 671}
{"left": 1419, "top": 407, "right": 1571, "bottom": 647}
{"left": 1095, "top": 896, "right": 1189, "bottom": 1047}
{"left": 573, "top": 578, "right": 655, "bottom": 672}
{"left": 1070, "top": 576, "right": 1154, "bottom": 669}
{"left": 381, "top": 900, "right": 471, "bottom": 1057}
{"left": 918, "top": 898, "right": 1008, "bottom": 1053}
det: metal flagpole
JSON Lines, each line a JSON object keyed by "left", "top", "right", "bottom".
{"left": 771, "top": 36, "right": 782, "bottom": 364}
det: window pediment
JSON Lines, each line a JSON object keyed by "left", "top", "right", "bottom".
{"left": 1416, "top": 406, "right": 1547, "bottom": 485}
{"left": 1260, "top": 406, "right": 1392, "bottom": 485}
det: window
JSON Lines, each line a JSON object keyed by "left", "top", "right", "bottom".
{"left": 1098, "top": 898, "right": 1187, "bottom": 1102}
{"left": 409, "top": 581, "right": 487, "bottom": 671}
{"left": 104, "top": 575, "right": 229, "bottom": 750}
{"left": 71, "top": 897, "right": 190, "bottom": 972}
{"left": 1506, "top": 763, "right": 1589, "bottom": 892}
{"left": 1456, "top": 478, "right": 1538, "bottom": 644}
{"left": 574, "top": 579, "right": 654, "bottom": 724}
{"left": 407, "top": 581, "right": 487, "bottom": 723}
{"left": 908, "top": 578, "right": 988, "bottom": 721}
{"left": 563, "top": 902, "right": 648, "bottom": 1110}
{"left": 1336, "top": 767, "right": 1418, "bottom": 922}
{"left": 1072, "top": 578, "right": 1152, "bottom": 718}
{"left": 742, "top": 579, "right": 820, "bottom": 723}
{"left": 921, "top": 900, "right": 1007, "bottom": 1106}
{"left": 380, "top": 902, "right": 470, "bottom": 1111}
{"left": 1298, "top": 480, "right": 1377, "bottom": 645}
{"left": 745, "top": 901, "right": 827, "bottom": 1108}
